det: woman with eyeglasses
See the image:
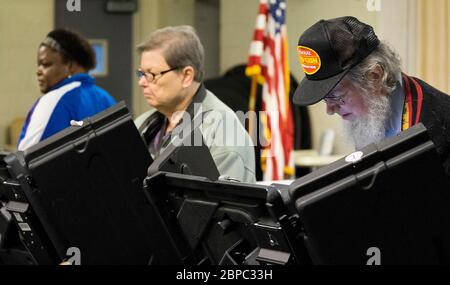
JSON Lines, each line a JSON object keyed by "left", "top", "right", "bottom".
{"left": 134, "top": 26, "right": 256, "bottom": 183}
{"left": 17, "top": 29, "right": 116, "bottom": 151}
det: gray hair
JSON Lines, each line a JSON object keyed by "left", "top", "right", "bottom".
{"left": 137, "top": 25, "right": 205, "bottom": 82}
{"left": 346, "top": 41, "right": 402, "bottom": 94}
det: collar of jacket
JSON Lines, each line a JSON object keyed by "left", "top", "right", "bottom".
{"left": 401, "top": 73, "right": 424, "bottom": 131}
{"left": 49, "top": 73, "right": 94, "bottom": 92}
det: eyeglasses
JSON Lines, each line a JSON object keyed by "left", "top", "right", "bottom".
{"left": 136, "top": 67, "right": 180, "bottom": 83}
{"left": 323, "top": 93, "right": 346, "bottom": 105}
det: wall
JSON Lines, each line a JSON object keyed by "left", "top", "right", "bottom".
{"left": 195, "top": 0, "right": 220, "bottom": 80}
{"left": 54, "top": 0, "right": 133, "bottom": 110}
{"left": 416, "top": 0, "right": 450, "bottom": 94}
{"left": 376, "top": 0, "right": 417, "bottom": 76}
{"left": 0, "top": 0, "right": 54, "bottom": 148}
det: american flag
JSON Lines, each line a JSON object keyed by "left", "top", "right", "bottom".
{"left": 246, "top": 0, "right": 294, "bottom": 181}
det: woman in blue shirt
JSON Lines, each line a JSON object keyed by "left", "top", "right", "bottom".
{"left": 18, "top": 29, "right": 116, "bottom": 151}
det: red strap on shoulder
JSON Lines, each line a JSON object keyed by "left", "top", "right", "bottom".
{"left": 402, "top": 74, "right": 413, "bottom": 128}
{"left": 409, "top": 77, "right": 423, "bottom": 124}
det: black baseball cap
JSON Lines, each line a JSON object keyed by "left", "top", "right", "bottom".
{"left": 293, "top": 16, "right": 380, "bottom": 106}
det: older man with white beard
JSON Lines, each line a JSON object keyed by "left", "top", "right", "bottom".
{"left": 293, "top": 16, "right": 450, "bottom": 179}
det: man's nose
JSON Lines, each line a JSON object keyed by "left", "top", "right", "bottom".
{"left": 326, "top": 101, "right": 338, "bottom": 115}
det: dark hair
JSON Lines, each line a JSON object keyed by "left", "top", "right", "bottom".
{"left": 41, "top": 29, "right": 96, "bottom": 70}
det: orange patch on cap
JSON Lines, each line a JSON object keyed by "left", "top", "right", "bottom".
{"left": 298, "top": 46, "right": 321, "bottom": 75}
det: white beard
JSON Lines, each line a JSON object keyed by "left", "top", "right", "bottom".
{"left": 343, "top": 93, "right": 391, "bottom": 150}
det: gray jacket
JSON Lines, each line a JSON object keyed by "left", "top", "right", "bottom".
{"left": 134, "top": 86, "right": 256, "bottom": 183}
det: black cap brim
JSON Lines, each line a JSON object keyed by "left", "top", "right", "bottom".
{"left": 293, "top": 70, "right": 349, "bottom": 106}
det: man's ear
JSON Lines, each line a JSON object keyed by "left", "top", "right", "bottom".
{"left": 181, "top": 66, "right": 195, "bottom": 87}
{"left": 366, "top": 64, "right": 384, "bottom": 93}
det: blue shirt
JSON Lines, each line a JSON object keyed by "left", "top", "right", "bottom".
{"left": 18, "top": 74, "right": 116, "bottom": 150}
{"left": 385, "top": 80, "right": 405, "bottom": 138}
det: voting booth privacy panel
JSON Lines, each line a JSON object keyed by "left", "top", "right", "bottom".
{"left": 1, "top": 99, "right": 450, "bottom": 264}
{"left": 290, "top": 123, "right": 450, "bottom": 264}
{"left": 143, "top": 171, "right": 308, "bottom": 265}
{"left": 1, "top": 103, "right": 169, "bottom": 264}
{"left": 0, "top": 102, "right": 300, "bottom": 265}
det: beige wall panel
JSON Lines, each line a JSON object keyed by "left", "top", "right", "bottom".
{"left": 0, "top": 0, "right": 54, "bottom": 147}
